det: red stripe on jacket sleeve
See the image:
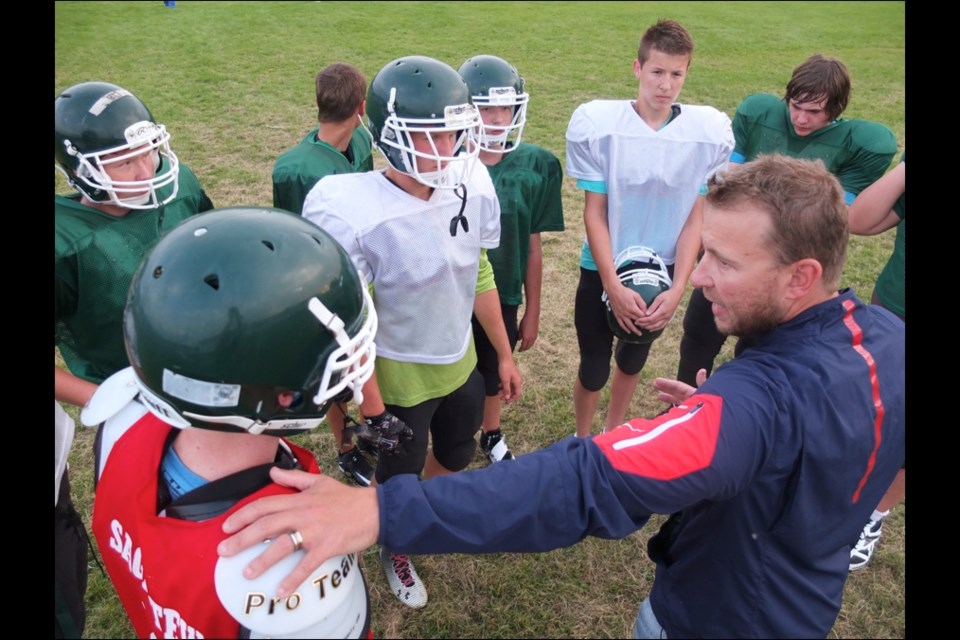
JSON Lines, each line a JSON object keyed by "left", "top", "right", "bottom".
{"left": 842, "top": 298, "right": 885, "bottom": 503}
{"left": 594, "top": 396, "right": 724, "bottom": 480}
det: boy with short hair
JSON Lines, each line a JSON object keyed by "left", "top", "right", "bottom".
{"left": 566, "top": 20, "right": 733, "bottom": 436}
{"left": 272, "top": 61, "right": 377, "bottom": 487}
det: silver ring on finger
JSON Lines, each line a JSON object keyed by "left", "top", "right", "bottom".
{"left": 288, "top": 529, "right": 304, "bottom": 552}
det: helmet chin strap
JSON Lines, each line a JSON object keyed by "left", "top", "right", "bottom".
{"left": 415, "top": 165, "right": 452, "bottom": 187}
{"left": 114, "top": 192, "right": 153, "bottom": 208}
{"left": 481, "top": 131, "right": 509, "bottom": 147}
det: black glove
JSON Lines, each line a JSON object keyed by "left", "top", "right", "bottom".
{"left": 343, "top": 411, "right": 414, "bottom": 455}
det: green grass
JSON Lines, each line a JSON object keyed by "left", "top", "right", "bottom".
{"left": 56, "top": 2, "right": 904, "bottom": 637}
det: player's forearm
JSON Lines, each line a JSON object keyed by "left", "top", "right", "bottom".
{"left": 474, "top": 289, "right": 515, "bottom": 362}
{"left": 357, "top": 370, "right": 386, "bottom": 418}
{"left": 848, "top": 162, "right": 905, "bottom": 236}
{"left": 671, "top": 197, "right": 705, "bottom": 288}
{"left": 55, "top": 366, "right": 98, "bottom": 408}
{"left": 522, "top": 234, "right": 544, "bottom": 316}
{"left": 582, "top": 192, "right": 617, "bottom": 288}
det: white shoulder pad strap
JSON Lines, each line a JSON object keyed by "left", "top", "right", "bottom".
{"left": 80, "top": 367, "right": 140, "bottom": 427}
{"left": 215, "top": 541, "right": 367, "bottom": 638}
{"left": 82, "top": 367, "right": 150, "bottom": 482}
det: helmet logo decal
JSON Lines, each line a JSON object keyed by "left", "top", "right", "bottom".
{"left": 162, "top": 368, "right": 241, "bottom": 407}
{"left": 444, "top": 103, "right": 479, "bottom": 128}
{"left": 88, "top": 88, "right": 133, "bottom": 116}
{"left": 487, "top": 87, "right": 518, "bottom": 105}
{"left": 124, "top": 121, "right": 162, "bottom": 146}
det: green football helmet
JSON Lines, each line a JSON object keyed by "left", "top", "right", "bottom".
{"left": 123, "top": 207, "right": 378, "bottom": 435}
{"left": 366, "top": 55, "right": 481, "bottom": 189}
{"left": 458, "top": 55, "right": 529, "bottom": 153}
{"left": 55, "top": 81, "right": 179, "bottom": 209}
{"left": 602, "top": 246, "right": 673, "bottom": 345}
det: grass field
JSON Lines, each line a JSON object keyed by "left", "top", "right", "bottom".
{"left": 56, "top": 2, "right": 905, "bottom": 637}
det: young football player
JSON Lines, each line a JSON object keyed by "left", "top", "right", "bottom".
{"left": 458, "top": 54, "right": 565, "bottom": 463}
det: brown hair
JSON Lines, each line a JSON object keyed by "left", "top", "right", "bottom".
{"left": 315, "top": 62, "right": 367, "bottom": 123}
{"left": 783, "top": 54, "right": 850, "bottom": 121}
{"left": 637, "top": 19, "right": 694, "bottom": 66}
{"left": 706, "top": 154, "right": 848, "bottom": 289}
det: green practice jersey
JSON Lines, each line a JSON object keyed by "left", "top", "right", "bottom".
{"left": 874, "top": 153, "right": 905, "bottom": 318}
{"left": 272, "top": 127, "right": 373, "bottom": 214}
{"left": 732, "top": 94, "right": 897, "bottom": 202}
{"left": 485, "top": 143, "right": 565, "bottom": 305}
{"left": 55, "top": 163, "right": 213, "bottom": 383}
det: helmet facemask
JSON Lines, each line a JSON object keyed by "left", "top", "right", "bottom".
{"left": 58, "top": 120, "right": 180, "bottom": 210}
{"left": 376, "top": 87, "right": 481, "bottom": 189}
{"left": 473, "top": 86, "right": 529, "bottom": 153}
{"left": 308, "top": 286, "right": 378, "bottom": 411}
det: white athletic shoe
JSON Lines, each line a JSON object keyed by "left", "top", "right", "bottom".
{"left": 480, "top": 428, "right": 514, "bottom": 463}
{"left": 849, "top": 515, "right": 885, "bottom": 571}
{"left": 380, "top": 548, "right": 427, "bottom": 609}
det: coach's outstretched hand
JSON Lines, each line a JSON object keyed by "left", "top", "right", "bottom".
{"left": 652, "top": 368, "right": 708, "bottom": 405}
{"left": 218, "top": 468, "right": 380, "bottom": 598}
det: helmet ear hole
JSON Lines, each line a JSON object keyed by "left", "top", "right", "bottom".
{"left": 278, "top": 391, "right": 304, "bottom": 410}
{"left": 203, "top": 274, "right": 219, "bottom": 290}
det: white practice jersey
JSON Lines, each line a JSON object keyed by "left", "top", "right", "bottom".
{"left": 566, "top": 100, "right": 733, "bottom": 265}
{"left": 303, "top": 164, "right": 501, "bottom": 364}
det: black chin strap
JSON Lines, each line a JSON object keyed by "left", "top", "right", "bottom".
{"left": 449, "top": 183, "right": 469, "bottom": 236}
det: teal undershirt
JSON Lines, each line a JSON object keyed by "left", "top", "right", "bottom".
{"left": 160, "top": 444, "right": 208, "bottom": 500}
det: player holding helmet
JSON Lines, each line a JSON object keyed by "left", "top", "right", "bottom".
{"left": 86, "top": 208, "right": 392, "bottom": 639}
{"left": 458, "top": 54, "right": 564, "bottom": 464}
{"left": 566, "top": 20, "right": 733, "bottom": 437}
{"left": 302, "top": 55, "right": 522, "bottom": 609}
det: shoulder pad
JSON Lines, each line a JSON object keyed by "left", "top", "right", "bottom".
{"left": 735, "top": 93, "right": 781, "bottom": 118}
{"left": 846, "top": 119, "right": 898, "bottom": 156}
{"left": 80, "top": 367, "right": 140, "bottom": 427}
{"left": 216, "top": 542, "right": 367, "bottom": 638}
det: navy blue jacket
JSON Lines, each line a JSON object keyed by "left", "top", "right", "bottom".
{"left": 377, "top": 289, "right": 905, "bottom": 638}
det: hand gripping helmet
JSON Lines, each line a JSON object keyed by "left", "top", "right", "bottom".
{"left": 366, "top": 55, "right": 482, "bottom": 189}
{"left": 123, "top": 207, "right": 378, "bottom": 436}
{"left": 55, "top": 81, "right": 180, "bottom": 209}
{"left": 602, "top": 246, "right": 673, "bottom": 345}
{"left": 458, "top": 55, "right": 529, "bottom": 153}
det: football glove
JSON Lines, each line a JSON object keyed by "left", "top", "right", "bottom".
{"left": 343, "top": 410, "right": 414, "bottom": 455}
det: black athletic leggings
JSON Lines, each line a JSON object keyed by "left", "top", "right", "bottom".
{"left": 575, "top": 267, "right": 673, "bottom": 392}
{"left": 676, "top": 287, "right": 729, "bottom": 386}
{"left": 375, "top": 369, "right": 485, "bottom": 483}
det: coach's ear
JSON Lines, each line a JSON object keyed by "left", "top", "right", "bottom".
{"left": 784, "top": 258, "right": 823, "bottom": 301}
{"left": 358, "top": 99, "right": 366, "bottom": 119}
